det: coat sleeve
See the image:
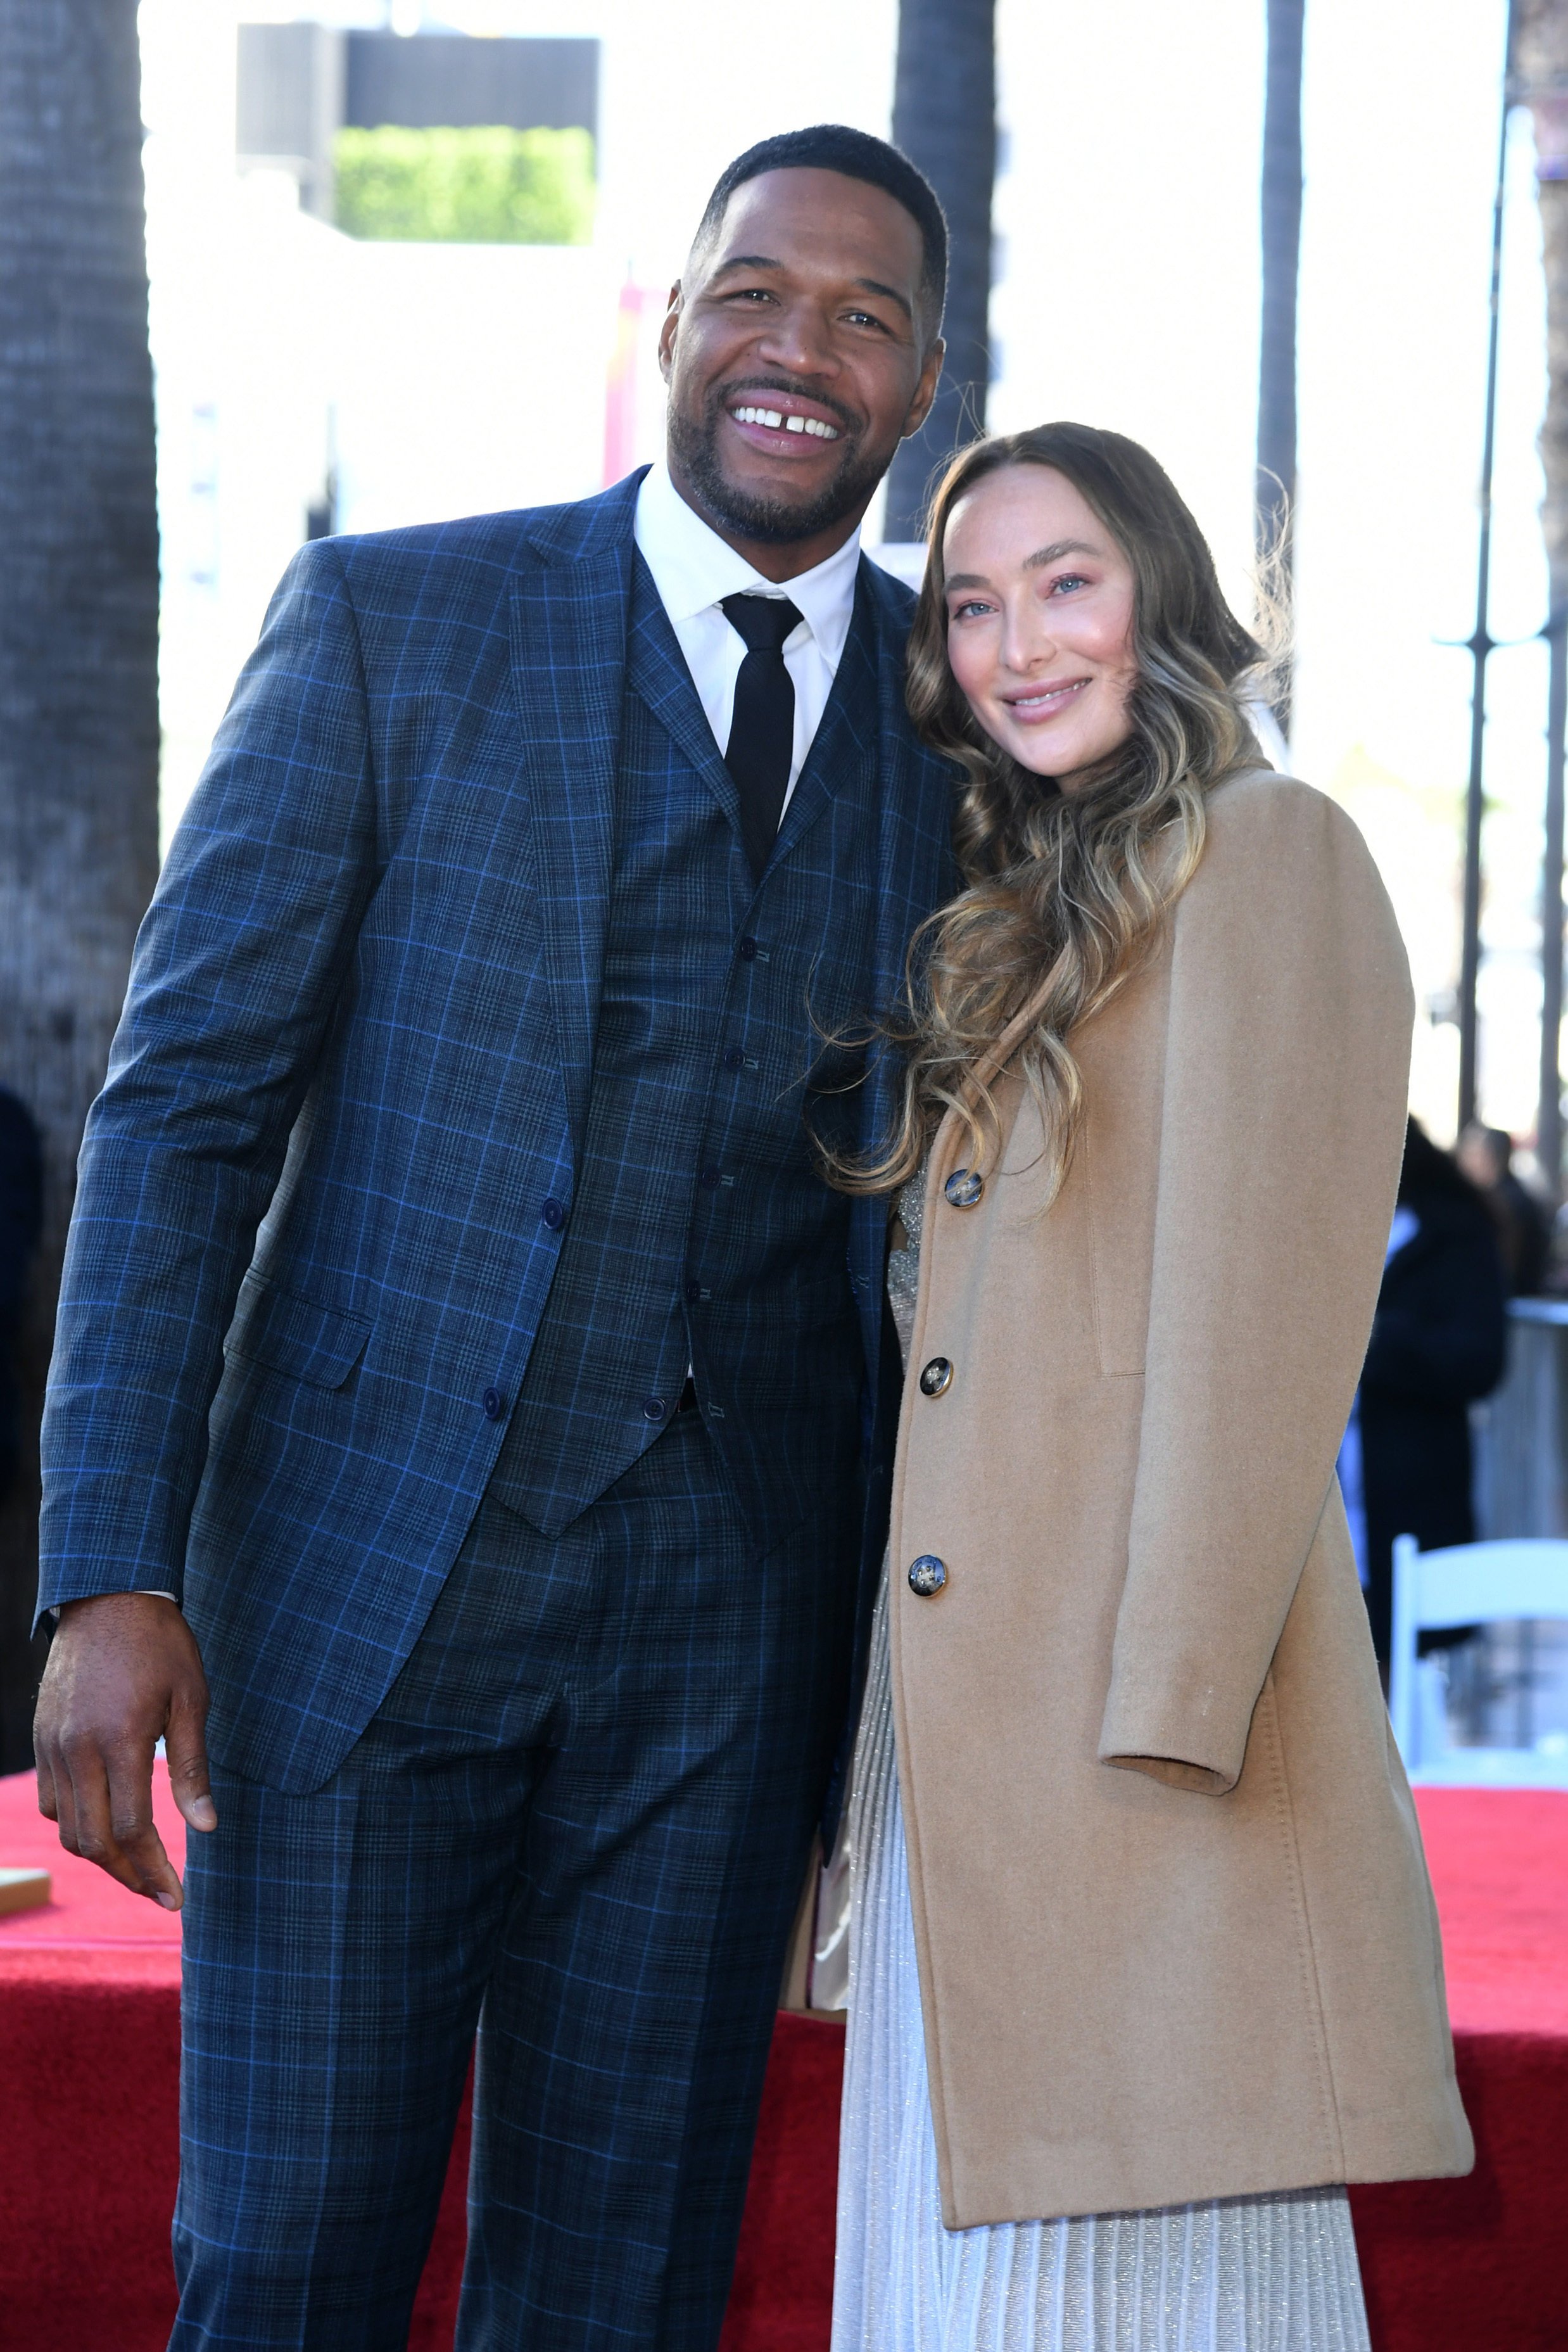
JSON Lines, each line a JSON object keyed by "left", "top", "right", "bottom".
{"left": 1097, "top": 777, "right": 1413, "bottom": 1794}
{"left": 37, "top": 540, "right": 381, "bottom": 1617}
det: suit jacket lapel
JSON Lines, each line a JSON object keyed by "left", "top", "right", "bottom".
{"left": 624, "top": 553, "right": 746, "bottom": 844}
{"left": 508, "top": 513, "right": 633, "bottom": 1152}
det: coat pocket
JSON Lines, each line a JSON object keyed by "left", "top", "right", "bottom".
{"left": 226, "top": 1271, "right": 372, "bottom": 1390}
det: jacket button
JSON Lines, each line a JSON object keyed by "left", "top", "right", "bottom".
{"left": 919, "top": 1356, "right": 952, "bottom": 1397}
{"left": 723, "top": 1046, "right": 746, "bottom": 1071}
{"left": 907, "top": 1554, "right": 947, "bottom": 1597}
{"left": 944, "top": 1168, "right": 983, "bottom": 1209}
{"left": 642, "top": 1395, "right": 667, "bottom": 1422}
{"left": 685, "top": 1279, "right": 705, "bottom": 1303}
{"left": 700, "top": 1166, "right": 721, "bottom": 1190}
{"left": 482, "top": 1387, "right": 507, "bottom": 1421}
{"left": 738, "top": 935, "right": 759, "bottom": 961}
{"left": 540, "top": 1197, "right": 566, "bottom": 1230}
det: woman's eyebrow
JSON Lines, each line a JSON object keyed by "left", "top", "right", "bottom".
{"left": 1023, "top": 538, "right": 1099, "bottom": 569}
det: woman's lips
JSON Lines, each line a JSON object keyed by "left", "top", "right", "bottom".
{"left": 1003, "top": 677, "right": 1091, "bottom": 724}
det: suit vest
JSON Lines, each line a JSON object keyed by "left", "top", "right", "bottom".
{"left": 488, "top": 553, "right": 884, "bottom": 1547}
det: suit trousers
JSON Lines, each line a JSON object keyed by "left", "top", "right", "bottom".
{"left": 170, "top": 1411, "right": 855, "bottom": 2351}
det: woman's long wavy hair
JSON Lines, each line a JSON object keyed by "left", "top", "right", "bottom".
{"left": 834, "top": 421, "right": 1274, "bottom": 1203}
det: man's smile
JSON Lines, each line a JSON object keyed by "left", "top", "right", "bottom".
{"left": 722, "top": 386, "right": 851, "bottom": 458}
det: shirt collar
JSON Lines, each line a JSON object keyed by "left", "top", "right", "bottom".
{"left": 633, "top": 461, "right": 862, "bottom": 664}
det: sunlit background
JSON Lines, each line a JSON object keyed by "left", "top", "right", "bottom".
{"left": 139, "top": 0, "right": 1537, "bottom": 1145}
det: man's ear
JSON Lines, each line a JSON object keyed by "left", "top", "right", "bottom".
{"left": 657, "top": 281, "right": 684, "bottom": 385}
{"left": 901, "top": 336, "right": 945, "bottom": 441}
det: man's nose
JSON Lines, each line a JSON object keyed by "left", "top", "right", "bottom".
{"left": 754, "top": 298, "right": 839, "bottom": 379}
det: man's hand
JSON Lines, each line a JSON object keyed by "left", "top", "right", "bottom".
{"left": 34, "top": 1593, "right": 216, "bottom": 1910}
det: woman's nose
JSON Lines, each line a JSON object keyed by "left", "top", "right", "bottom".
{"left": 1001, "top": 609, "right": 1053, "bottom": 675}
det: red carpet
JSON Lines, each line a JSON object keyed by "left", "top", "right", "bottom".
{"left": 1, "top": 1768, "right": 1563, "bottom": 2350}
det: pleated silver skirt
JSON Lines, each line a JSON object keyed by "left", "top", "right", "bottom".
{"left": 829, "top": 1574, "right": 1373, "bottom": 2352}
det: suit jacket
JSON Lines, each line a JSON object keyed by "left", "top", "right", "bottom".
{"left": 887, "top": 774, "right": 1471, "bottom": 2222}
{"left": 37, "top": 471, "right": 958, "bottom": 1793}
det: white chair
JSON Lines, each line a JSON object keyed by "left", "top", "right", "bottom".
{"left": 1389, "top": 1533, "right": 1568, "bottom": 1786}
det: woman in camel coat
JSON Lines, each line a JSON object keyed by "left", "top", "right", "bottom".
{"left": 827, "top": 424, "right": 1472, "bottom": 2352}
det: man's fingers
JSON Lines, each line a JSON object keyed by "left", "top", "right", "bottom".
{"left": 166, "top": 1698, "right": 217, "bottom": 1834}
{"left": 63, "top": 1735, "right": 180, "bottom": 1907}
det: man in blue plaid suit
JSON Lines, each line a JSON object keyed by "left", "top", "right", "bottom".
{"left": 34, "top": 126, "right": 958, "bottom": 2349}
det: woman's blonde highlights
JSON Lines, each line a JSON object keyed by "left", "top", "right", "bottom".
{"left": 836, "top": 423, "right": 1272, "bottom": 1205}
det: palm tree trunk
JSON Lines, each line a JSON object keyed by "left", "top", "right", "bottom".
{"left": 883, "top": 0, "right": 997, "bottom": 541}
{"left": 0, "top": 1, "right": 160, "bottom": 1767}
{"left": 1518, "top": 0, "right": 1568, "bottom": 1193}
{"left": 1257, "top": 0, "right": 1305, "bottom": 736}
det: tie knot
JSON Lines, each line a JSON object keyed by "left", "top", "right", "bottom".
{"left": 721, "top": 593, "right": 804, "bottom": 656}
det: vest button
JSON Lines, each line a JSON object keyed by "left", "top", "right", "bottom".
{"left": 685, "top": 1279, "right": 704, "bottom": 1303}
{"left": 944, "top": 1168, "right": 984, "bottom": 1209}
{"left": 907, "top": 1554, "right": 947, "bottom": 1597}
{"left": 723, "top": 1046, "right": 745, "bottom": 1071}
{"left": 642, "top": 1395, "right": 667, "bottom": 1422}
{"left": 540, "top": 1197, "right": 566, "bottom": 1230}
{"left": 482, "top": 1387, "right": 507, "bottom": 1421}
{"left": 919, "top": 1356, "right": 952, "bottom": 1397}
{"left": 700, "top": 1166, "right": 721, "bottom": 1190}
{"left": 738, "top": 936, "right": 759, "bottom": 961}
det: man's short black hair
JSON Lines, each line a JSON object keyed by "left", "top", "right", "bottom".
{"left": 693, "top": 125, "right": 947, "bottom": 331}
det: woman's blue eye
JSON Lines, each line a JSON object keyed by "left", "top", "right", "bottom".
{"left": 1049, "top": 573, "right": 1089, "bottom": 595}
{"left": 950, "top": 599, "right": 992, "bottom": 621}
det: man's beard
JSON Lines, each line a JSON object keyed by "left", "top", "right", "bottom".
{"left": 667, "top": 378, "right": 893, "bottom": 546}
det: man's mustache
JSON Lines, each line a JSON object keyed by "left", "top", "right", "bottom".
{"left": 709, "top": 375, "right": 863, "bottom": 442}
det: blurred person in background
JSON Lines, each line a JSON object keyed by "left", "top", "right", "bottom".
{"left": 1456, "top": 1121, "right": 1550, "bottom": 1296}
{"left": 0, "top": 1088, "right": 44, "bottom": 1501}
{"left": 31, "top": 125, "right": 959, "bottom": 2352}
{"left": 823, "top": 426, "right": 1470, "bottom": 2352}
{"left": 1358, "top": 1119, "right": 1508, "bottom": 1670}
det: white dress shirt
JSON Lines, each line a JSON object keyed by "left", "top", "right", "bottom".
{"left": 633, "top": 461, "right": 862, "bottom": 820}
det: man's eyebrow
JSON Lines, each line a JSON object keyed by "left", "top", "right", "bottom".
{"left": 853, "top": 276, "right": 913, "bottom": 322}
{"left": 706, "top": 255, "right": 914, "bottom": 323}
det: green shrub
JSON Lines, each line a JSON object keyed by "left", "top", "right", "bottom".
{"left": 332, "top": 124, "right": 595, "bottom": 245}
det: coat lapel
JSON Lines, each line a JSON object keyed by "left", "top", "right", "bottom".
{"left": 507, "top": 498, "right": 636, "bottom": 1153}
{"left": 624, "top": 552, "right": 746, "bottom": 844}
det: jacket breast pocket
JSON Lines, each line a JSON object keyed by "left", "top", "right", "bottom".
{"left": 226, "top": 1272, "right": 372, "bottom": 1391}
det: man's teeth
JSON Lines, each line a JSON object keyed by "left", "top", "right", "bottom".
{"left": 731, "top": 405, "right": 840, "bottom": 439}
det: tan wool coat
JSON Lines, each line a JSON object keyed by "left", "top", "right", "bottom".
{"left": 886, "top": 769, "right": 1474, "bottom": 2228}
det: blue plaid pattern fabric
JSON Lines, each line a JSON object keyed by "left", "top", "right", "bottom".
{"left": 174, "top": 1410, "right": 856, "bottom": 2351}
{"left": 490, "top": 550, "right": 882, "bottom": 1541}
{"left": 37, "top": 471, "right": 959, "bottom": 1796}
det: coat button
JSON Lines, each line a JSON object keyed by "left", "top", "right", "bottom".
{"left": 907, "top": 1554, "right": 947, "bottom": 1597}
{"left": 700, "top": 1166, "right": 721, "bottom": 1190}
{"left": 685, "top": 1279, "right": 704, "bottom": 1303}
{"left": 918, "top": 1356, "right": 952, "bottom": 1397}
{"left": 482, "top": 1387, "right": 507, "bottom": 1421}
{"left": 944, "top": 1168, "right": 983, "bottom": 1208}
{"left": 723, "top": 1046, "right": 745, "bottom": 1070}
{"left": 738, "top": 935, "right": 759, "bottom": 961}
{"left": 642, "top": 1395, "right": 667, "bottom": 1422}
{"left": 540, "top": 1197, "right": 566, "bottom": 1230}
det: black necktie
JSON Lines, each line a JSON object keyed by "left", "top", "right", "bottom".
{"left": 721, "top": 593, "right": 803, "bottom": 882}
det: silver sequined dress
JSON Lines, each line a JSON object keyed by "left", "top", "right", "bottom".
{"left": 828, "top": 1166, "right": 1372, "bottom": 2352}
